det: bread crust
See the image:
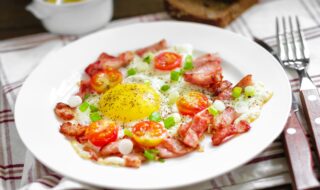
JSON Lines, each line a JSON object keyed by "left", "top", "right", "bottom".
{"left": 164, "top": 0, "right": 258, "bottom": 27}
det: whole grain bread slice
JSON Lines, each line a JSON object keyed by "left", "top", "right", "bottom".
{"left": 164, "top": 0, "right": 258, "bottom": 27}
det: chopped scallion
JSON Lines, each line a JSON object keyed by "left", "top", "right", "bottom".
{"left": 83, "top": 94, "right": 90, "bottom": 100}
{"left": 245, "top": 86, "right": 255, "bottom": 97}
{"left": 127, "top": 68, "right": 137, "bottom": 76}
{"left": 170, "top": 70, "right": 180, "bottom": 81}
{"left": 232, "top": 87, "right": 243, "bottom": 98}
{"left": 90, "top": 112, "right": 102, "bottom": 122}
{"left": 144, "top": 149, "right": 159, "bottom": 161}
{"left": 143, "top": 54, "right": 153, "bottom": 64}
{"left": 164, "top": 116, "right": 175, "bottom": 129}
{"left": 208, "top": 106, "right": 219, "bottom": 116}
{"left": 160, "top": 84, "right": 170, "bottom": 92}
{"left": 124, "top": 128, "right": 133, "bottom": 137}
{"left": 89, "top": 105, "right": 99, "bottom": 112}
{"left": 79, "top": 101, "right": 89, "bottom": 112}
{"left": 148, "top": 112, "right": 162, "bottom": 122}
{"left": 183, "top": 55, "right": 194, "bottom": 70}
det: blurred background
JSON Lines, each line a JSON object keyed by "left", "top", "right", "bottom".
{"left": 0, "top": 0, "right": 164, "bottom": 40}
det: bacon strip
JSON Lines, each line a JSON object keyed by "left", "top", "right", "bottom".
{"left": 212, "top": 120, "right": 250, "bottom": 146}
{"left": 85, "top": 51, "right": 134, "bottom": 77}
{"left": 178, "top": 110, "right": 213, "bottom": 148}
{"left": 211, "top": 107, "right": 250, "bottom": 146}
{"left": 54, "top": 102, "right": 75, "bottom": 121}
{"left": 77, "top": 80, "right": 95, "bottom": 99}
{"left": 123, "top": 153, "right": 145, "bottom": 168}
{"left": 59, "top": 122, "right": 86, "bottom": 137}
{"left": 99, "top": 141, "right": 120, "bottom": 157}
{"left": 235, "top": 74, "right": 253, "bottom": 88}
{"left": 183, "top": 54, "right": 227, "bottom": 95}
{"left": 215, "top": 74, "right": 253, "bottom": 101}
{"left": 135, "top": 39, "right": 168, "bottom": 57}
{"left": 156, "top": 137, "right": 194, "bottom": 158}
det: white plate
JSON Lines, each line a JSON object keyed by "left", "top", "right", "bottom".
{"left": 15, "top": 21, "right": 291, "bottom": 189}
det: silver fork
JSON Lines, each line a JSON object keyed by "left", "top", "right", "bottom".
{"left": 276, "top": 16, "right": 320, "bottom": 162}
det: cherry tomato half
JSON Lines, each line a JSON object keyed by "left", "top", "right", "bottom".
{"left": 85, "top": 120, "right": 118, "bottom": 147}
{"left": 154, "top": 52, "right": 182, "bottom": 71}
{"left": 132, "top": 121, "right": 166, "bottom": 147}
{"left": 177, "top": 91, "right": 209, "bottom": 116}
{"left": 90, "top": 67, "right": 122, "bottom": 93}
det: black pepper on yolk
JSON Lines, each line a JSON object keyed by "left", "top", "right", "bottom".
{"left": 99, "top": 83, "right": 160, "bottom": 122}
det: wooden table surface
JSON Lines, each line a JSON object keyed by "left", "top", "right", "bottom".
{"left": 0, "top": 0, "right": 164, "bottom": 40}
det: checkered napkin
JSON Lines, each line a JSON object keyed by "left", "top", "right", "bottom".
{"left": 1, "top": 0, "right": 320, "bottom": 189}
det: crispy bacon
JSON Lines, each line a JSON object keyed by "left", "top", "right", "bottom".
{"left": 156, "top": 137, "right": 194, "bottom": 158}
{"left": 83, "top": 143, "right": 99, "bottom": 161}
{"left": 211, "top": 107, "right": 250, "bottom": 146}
{"left": 178, "top": 110, "right": 213, "bottom": 148}
{"left": 99, "top": 141, "right": 120, "bottom": 157}
{"left": 54, "top": 102, "right": 75, "bottom": 121}
{"left": 77, "top": 80, "right": 94, "bottom": 99}
{"left": 123, "top": 153, "right": 145, "bottom": 168}
{"left": 212, "top": 120, "right": 250, "bottom": 146}
{"left": 236, "top": 74, "right": 253, "bottom": 88}
{"left": 183, "top": 54, "right": 226, "bottom": 94}
{"left": 135, "top": 39, "right": 168, "bottom": 57}
{"left": 215, "top": 74, "right": 253, "bottom": 101}
{"left": 59, "top": 122, "right": 86, "bottom": 137}
{"left": 85, "top": 51, "right": 134, "bottom": 77}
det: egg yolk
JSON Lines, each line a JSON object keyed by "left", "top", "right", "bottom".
{"left": 99, "top": 83, "right": 160, "bottom": 122}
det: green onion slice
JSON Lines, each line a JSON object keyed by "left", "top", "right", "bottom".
{"left": 232, "top": 87, "right": 243, "bottom": 98}
{"left": 164, "top": 116, "right": 175, "bottom": 129}
{"left": 208, "top": 106, "right": 219, "bottom": 116}
{"left": 148, "top": 112, "right": 162, "bottom": 122}
{"left": 143, "top": 54, "right": 153, "bottom": 64}
{"left": 160, "top": 84, "right": 170, "bottom": 92}
{"left": 124, "top": 128, "right": 133, "bottom": 137}
{"left": 79, "top": 101, "right": 89, "bottom": 112}
{"left": 170, "top": 70, "right": 180, "bottom": 81}
{"left": 127, "top": 68, "right": 137, "bottom": 76}
{"left": 89, "top": 104, "right": 99, "bottom": 112}
{"left": 144, "top": 149, "right": 159, "bottom": 161}
{"left": 245, "top": 86, "right": 255, "bottom": 97}
{"left": 90, "top": 112, "right": 102, "bottom": 122}
{"left": 183, "top": 55, "right": 194, "bottom": 70}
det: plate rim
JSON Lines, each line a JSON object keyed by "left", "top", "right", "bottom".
{"left": 15, "top": 21, "right": 292, "bottom": 189}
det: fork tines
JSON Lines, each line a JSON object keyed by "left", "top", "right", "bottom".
{"left": 276, "top": 16, "right": 309, "bottom": 68}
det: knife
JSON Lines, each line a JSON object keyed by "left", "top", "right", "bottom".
{"left": 254, "top": 38, "right": 320, "bottom": 189}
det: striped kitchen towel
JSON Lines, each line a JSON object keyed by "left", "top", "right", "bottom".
{"left": 1, "top": 0, "right": 320, "bottom": 189}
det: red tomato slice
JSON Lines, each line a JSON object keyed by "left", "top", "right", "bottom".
{"left": 154, "top": 52, "right": 182, "bottom": 71}
{"left": 132, "top": 121, "right": 166, "bottom": 147}
{"left": 177, "top": 91, "right": 209, "bottom": 116}
{"left": 90, "top": 67, "right": 122, "bottom": 93}
{"left": 85, "top": 120, "right": 118, "bottom": 147}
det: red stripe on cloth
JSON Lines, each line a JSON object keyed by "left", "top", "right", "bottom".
{"left": 0, "top": 119, "right": 15, "bottom": 124}
{"left": 0, "top": 164, "right": 24, "bottom": 169}
{"left": 36, "top": 179, "right": 55, "bottom": 188}
{"left": 0, "top": 110, "right": 11, "bottom": 114}
{"left": 0, "top": 176, "right": 22, "bottom": 181}
{"left": 246, "top": 153, "right": 285, "bottom": 165}
{"left": 0, "top": 168, "right": 23, "bottom": 177}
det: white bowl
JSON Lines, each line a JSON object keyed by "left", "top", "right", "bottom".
{"left": 27, "top": 0, "right": 113, "bottom": 35}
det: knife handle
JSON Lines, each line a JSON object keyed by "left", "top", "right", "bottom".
{"left": 300, "top": 89, "right": 320, "bottom": 162}
{"left": 283, "top": 110, "right": 319, "bottom": 189}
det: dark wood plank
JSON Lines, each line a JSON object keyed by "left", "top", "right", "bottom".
{"left": 0, "top": 0, "right": 164, "bottom": 40}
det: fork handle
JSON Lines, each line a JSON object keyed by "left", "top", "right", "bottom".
{"left": 300, "top": 89, "right": 320, "bottom": 161}
{"left": 283, "top": 110, "right": 319, "bottom": 190}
